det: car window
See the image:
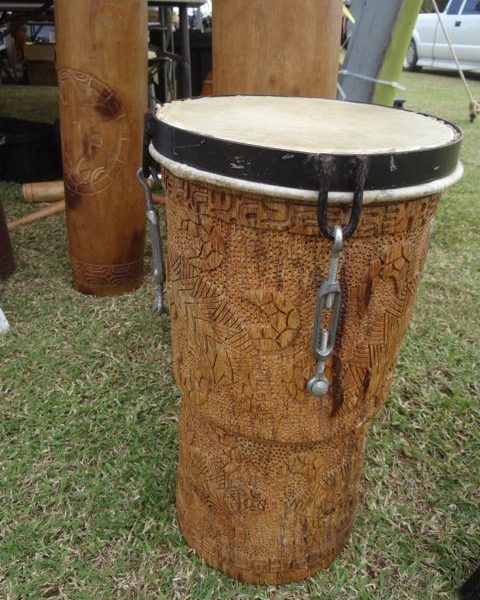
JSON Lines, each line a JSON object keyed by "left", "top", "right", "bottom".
{"left": 446, "top": 0, "right": 464, "bottom": 14}
{"left": 462, "top": 0, "right": 480, "bottom": 13}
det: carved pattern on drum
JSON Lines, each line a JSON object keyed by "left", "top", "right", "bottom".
{"left": 169, "top": 252, "right": 260, "bottom": 393}
{"left": 243, "top": 289, "right": 301, "bottom": 352}
{"left": 163, "top": 169, "right": 440, "bottom": 583}
{"left": 177, "top": 403, "right": 367, "bottom": 583}
{"left": 178, "top": 208, "right": 225, "bottom": 271}
{"left": 162, "top": 169, "right": 439, "bottom": 237}
{"left": 58, "top": 68, "right": 130, "bottom": 197}
{"left": 71, "top": 255, "right": 143, "bottom": 287}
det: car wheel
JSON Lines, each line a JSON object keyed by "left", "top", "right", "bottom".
{"left": 404, "top": 39, "right": 421, "bottom": 72}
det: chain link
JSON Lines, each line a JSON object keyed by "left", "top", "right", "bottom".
{"left": 136, "top": 168, "right": 167, "bottom": 315}
{"left": 307, "top": 155, "right": 368, "bottom": 398}
{"left": 307, "top": 225, "right": 343, "bottom": 397}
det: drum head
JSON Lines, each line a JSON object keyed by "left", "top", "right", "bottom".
{"left": 149, "top": 96, "right": 462, "bottom": 195}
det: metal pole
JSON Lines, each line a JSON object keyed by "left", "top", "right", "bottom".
{"left": 179, "top": 4, "right": 192, "bottom": 98}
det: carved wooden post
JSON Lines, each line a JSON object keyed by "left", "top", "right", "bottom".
{"left": 0, "top": 200, "right": 15, "bottom": 279}
{"left": 55, "top": 0, "right": 148, "bottom": 296}
{"left": 213, "top": 0, "right": 343, "bottom": 97}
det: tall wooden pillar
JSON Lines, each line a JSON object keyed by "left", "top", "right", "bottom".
{"left": 55, "top": 0, "right": 148, "bottom": 296}
{"left": 213, "top": 0, "right": 343, "bottom": 98}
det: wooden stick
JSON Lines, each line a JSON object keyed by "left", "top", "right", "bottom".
{"left": 22, "top": 180, "right": 65, "bottom": 203}
{"left": 9, "top": 192, "right": 165, "bottom": 231}
{"left": 8, "top": 201, "right": 66, "bottom": 230}
{"left": 22, "top": 181, "right": 166, "bottom": 206}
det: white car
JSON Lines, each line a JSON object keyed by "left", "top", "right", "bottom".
{"left": 405, "top": 0, "right": 480, "bottom": 72}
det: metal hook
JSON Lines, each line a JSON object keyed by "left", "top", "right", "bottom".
{"left": 316, "top": 155, "right": 368, "bottom": 241}
{"left": 307, "top": 225, "right": 344, "bottom": 398}
{"left": 136, "top": 168, "right": 167, "bottom": 315}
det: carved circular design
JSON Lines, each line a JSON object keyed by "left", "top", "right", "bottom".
{"left": 58, "top": 68, "right": 130, "bottom": 196}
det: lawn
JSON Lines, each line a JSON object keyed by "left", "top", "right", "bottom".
{"left": 0, "top": 71, "right": 479, "bottom": 599}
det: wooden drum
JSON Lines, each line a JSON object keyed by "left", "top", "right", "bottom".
{"left": 0, "top": 200, "right": 15, "bottom": 279}
{"left": 147, "top": 97, "right": 463, "bottom": 584}
{"left": 55, "top": 0, "right": 148, "bottom": 296}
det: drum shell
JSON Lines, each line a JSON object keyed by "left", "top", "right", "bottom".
{"left": 162, "top": 168, "right": 439, "bottom": 583}
{"left": 55, "top": 0, "right": 147, "bottom": 296}
{"left": 0, "top": 201, "right": 15, "bottom": 279}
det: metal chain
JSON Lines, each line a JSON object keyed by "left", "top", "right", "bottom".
{"left": 307, "top": 155, "right": 367, "bottom": 398}
{"left": 307, "top": 225, "right": 343, "bottom": 397}
{"left": 136, "top": 168, "right": 167, "bottom": 315}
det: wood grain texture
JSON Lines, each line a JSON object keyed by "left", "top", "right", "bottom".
{"left": 55, "top": 0, "right": 148, "bottom": 296}
{"left": 0, "top": 200, "right": 15, "bottom": 278}
{"left": 162, "top": 169, "right": 439, "bottom": 584}
{"left": 213, "top": 0, "right": 342, "bottom": 97}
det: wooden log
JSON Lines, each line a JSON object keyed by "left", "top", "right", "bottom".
{"left": 8, "top": 201, "right": 66, "bottom": 230}
{"left": 213, "top": 0, "right": 343, "bottom": 97}
{"left": 0, "top": 200, "right": 15, "bottom": 278}
{"left": 55, "top": 0, "right": 148, "bottom": 296}
{"left": 22, "top": 180, "right": 65, "bottom": 203}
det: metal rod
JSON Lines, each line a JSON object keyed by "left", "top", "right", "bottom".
{"left": 178, "top": 4, "right": 192, "bottom": 98}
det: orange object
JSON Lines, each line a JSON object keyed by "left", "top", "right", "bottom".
{"left": 201, "top": 70, "right": 213, "bottom": 97}
{"left": 55, "top": 0, "right": 148, "bottom": 296}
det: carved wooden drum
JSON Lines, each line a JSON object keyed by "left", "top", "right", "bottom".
{"left": 55, "top": 0, "right": 148, "bottom": 296}
{"left": 0, "top": 200, "right": 15, "bottom": 279}
{"left": 146, "top": 96, "right": 463, "bottom": 584}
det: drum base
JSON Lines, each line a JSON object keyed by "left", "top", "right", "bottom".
{"left": 73, "top": 277, "right": 144, "bottom": 297}
{"left": 177, "top": 499, "right": 354, "bottom": 585}
{"left": 175, "top": 403, "right": 366, "bottom": 585}
{"left": 70, "top": 255, "right": 144, "bottom": 297}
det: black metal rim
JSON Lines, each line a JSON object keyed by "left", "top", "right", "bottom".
{"left": 148, "top": 97, "right": 463, "bottom": 193}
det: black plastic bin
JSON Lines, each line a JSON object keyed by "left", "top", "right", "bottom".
{"left": 0, "top": 117, "right": 62, "bottom": 183}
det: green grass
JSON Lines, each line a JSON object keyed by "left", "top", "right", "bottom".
{"left": 1, "top": 72, "right": 479, "bottom": 599}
